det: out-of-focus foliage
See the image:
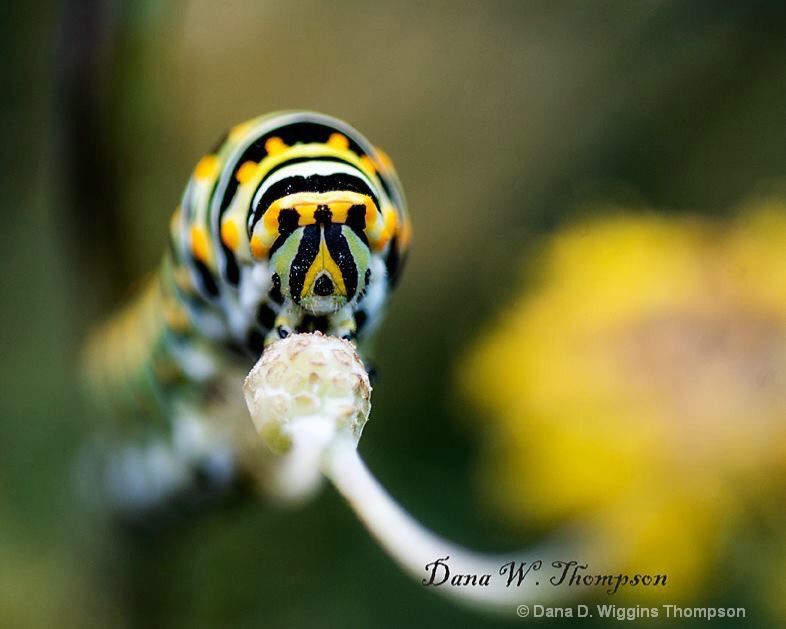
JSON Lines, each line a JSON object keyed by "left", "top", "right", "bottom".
{"left": 461, "top": 202, "right": 786, "bottom": 613}
{"left": 3, "top": 1, "right": 786, "bottom": 627}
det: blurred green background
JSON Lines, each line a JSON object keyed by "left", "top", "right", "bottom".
{"left": 2, "top": 1, "right": 786, "bottom": 627}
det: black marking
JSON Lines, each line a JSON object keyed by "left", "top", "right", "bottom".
{"left": 196, "top": 173, "right": 226, "bottom": 293}
{"left": 208, "top": 154, "right": 241, "bottom": 287}
{"left": 269, "top": 273, "right": 284, "bottom": 304}
{"left": 366, "top": 363, "right": 379, "bottom": 386}
{"left": 355, "top": 310, "right": 368, "bottom": 331}
{"left": 288, "top": 226, "right": 321, "bottom": 303}
{"left": 364, "top": 268, "right": 371, "bottom": 286}
{"left": 346, "top": 204, "right": 369, "bottom": 245}
{"left": 279, "top": 208, "right": 300, "bottom": 232}
{"left": 298, "top": 315, "right": 328, "bottom": 333}
{"left": 251, "top": 172, "right": 379, "bottom": 233}
{"left": 216, "top": 186, "right": 241, "bottom": 286}
{"left": 324, "top": 224, "right": 358, "bottom": 300}
{"left": 256, "top": 303, "right": 277, "bottom": 330}
{"left": 193, "top": 258, "right": 219, "bottom": 298}
{"left": 277, "top": 326, "right": 289, "bottom": 339}
{"left": 313, "top": 274, "right": 334, "bottom": 296}
{"left": 314, "top": 204, "right": 332, "bottom": 225}
{"left": 385, "top": 236, "right": 403, "bottom": 287}
{"left": 246, "top": 329, "right": 265, "bottom": 355}
{"left": 268, "top": 208, "right": 300, "bottom": 258}
{"left": 272, "top": 121, "right": 367, "bottom": 158}
{"left": 223, "top": 249, "right": 240, "bottom": 286}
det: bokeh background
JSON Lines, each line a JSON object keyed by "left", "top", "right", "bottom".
{"left": 3, "top": 1, "right": 786, "bottom": 627}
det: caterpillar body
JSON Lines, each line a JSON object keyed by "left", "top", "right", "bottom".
{"left": 83, "top": 111, "right": 411, "bottom": 511}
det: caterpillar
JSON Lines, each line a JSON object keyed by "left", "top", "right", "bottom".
{"left": 83, "top": 111, "right": 411, "bottom": 512}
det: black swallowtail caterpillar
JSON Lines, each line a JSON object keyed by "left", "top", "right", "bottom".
{"left": 84, "top": 111, "right": 411, "bottom": 511}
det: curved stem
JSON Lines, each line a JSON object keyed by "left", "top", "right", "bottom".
{"left": 320, "top": 434, "right": 573, "bottom": 614}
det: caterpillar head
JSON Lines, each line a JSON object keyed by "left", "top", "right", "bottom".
{"left": 265, "top": 206, "right": 372, "bottom": 316}
{"left": 245, "top": 158, "right": 399, "bottom": 317}
{"left": 247, "top": 171, "right": 396, "bottom": 316}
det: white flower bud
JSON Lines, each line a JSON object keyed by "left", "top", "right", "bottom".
{"left": 243, "top": 332, "right": 371, "bottom": 501}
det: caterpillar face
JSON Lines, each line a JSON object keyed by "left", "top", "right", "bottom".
{"left": 248, "top": 161, "right": 380, "bottom": 316}
{"left": 267, "top": 216, "right": 373, "bottom": 316}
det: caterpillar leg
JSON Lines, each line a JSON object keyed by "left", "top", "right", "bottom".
{"left": 265, "top": 300, "right": 303, "bottom": 346}
{"left": 328, "top": 305, "right": 357, "bottom": 342}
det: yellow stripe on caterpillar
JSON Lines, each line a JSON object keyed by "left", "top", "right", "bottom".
{"left": 301, "top": 236, "right": 348, "bottom": 299}
{"left": 253, "top": 191, "right": 386, "bottom": 255}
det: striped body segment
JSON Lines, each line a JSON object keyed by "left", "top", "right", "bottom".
{"left": 84, "top": 112, "right": 410, "bottom": 510}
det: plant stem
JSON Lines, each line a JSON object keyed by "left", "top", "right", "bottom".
{"left": 320, "top": 433, "right": 570, "bottom": 613}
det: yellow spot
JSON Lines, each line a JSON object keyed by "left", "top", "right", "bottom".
{"left": 375, "top": 147, "right": 394, "bottom": 172}
{"left": 384, "top": 206, "right": 398, "bottom": 233}
{"left": 301, "top": 236, "right": 347, "bottom": 298}
{"left": 258, "top": 191, "right": 377, "bottom": 239}
{"left": 359, "top": 155, "right": 376, "bottom": 175}
{"left": 194, "top": 155, "right": 219, "bottom": 181}
{"left": 327, "top": 133, "right": 350, "bottom": 150}
{"left": 296, "top": 204, "right": 317, "bottom": 225}
{"left": 400, "top": 214, "right": 413, "bottom": 249}
{"left": 221, "top": 220, "right": 240, "bottom": 251}
{"left": 250, "top": 234, "right": 268, "bottom": 258}
{"left": 365, "top": 204, "right": 379, "bottom": 228}
{"left": 265, "top": 136, "right": 287, "bottom": 156}
{"left": 373, "top": 232, "right": 390, "bottom": 251}
{"left": 372, "top": 207, "right": 398, "bottom": 251}
{"left": 191, "top": 226, "right": 211, "bottom": 263}
{"left": 235, "top": 160, "right": 258, "bottom": 184}
{"left": 229, "top": 121, "right": 253, "bottom": 141}
{"left": 329, "top": 201, "right": 352, "bottom": 222}
{"left": 263, "top": 203, "right": 282, "bottom": 233}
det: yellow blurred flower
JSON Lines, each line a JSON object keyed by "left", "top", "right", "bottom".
{"left": 461, "top": 202, "right": 786, "bottom": 603}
